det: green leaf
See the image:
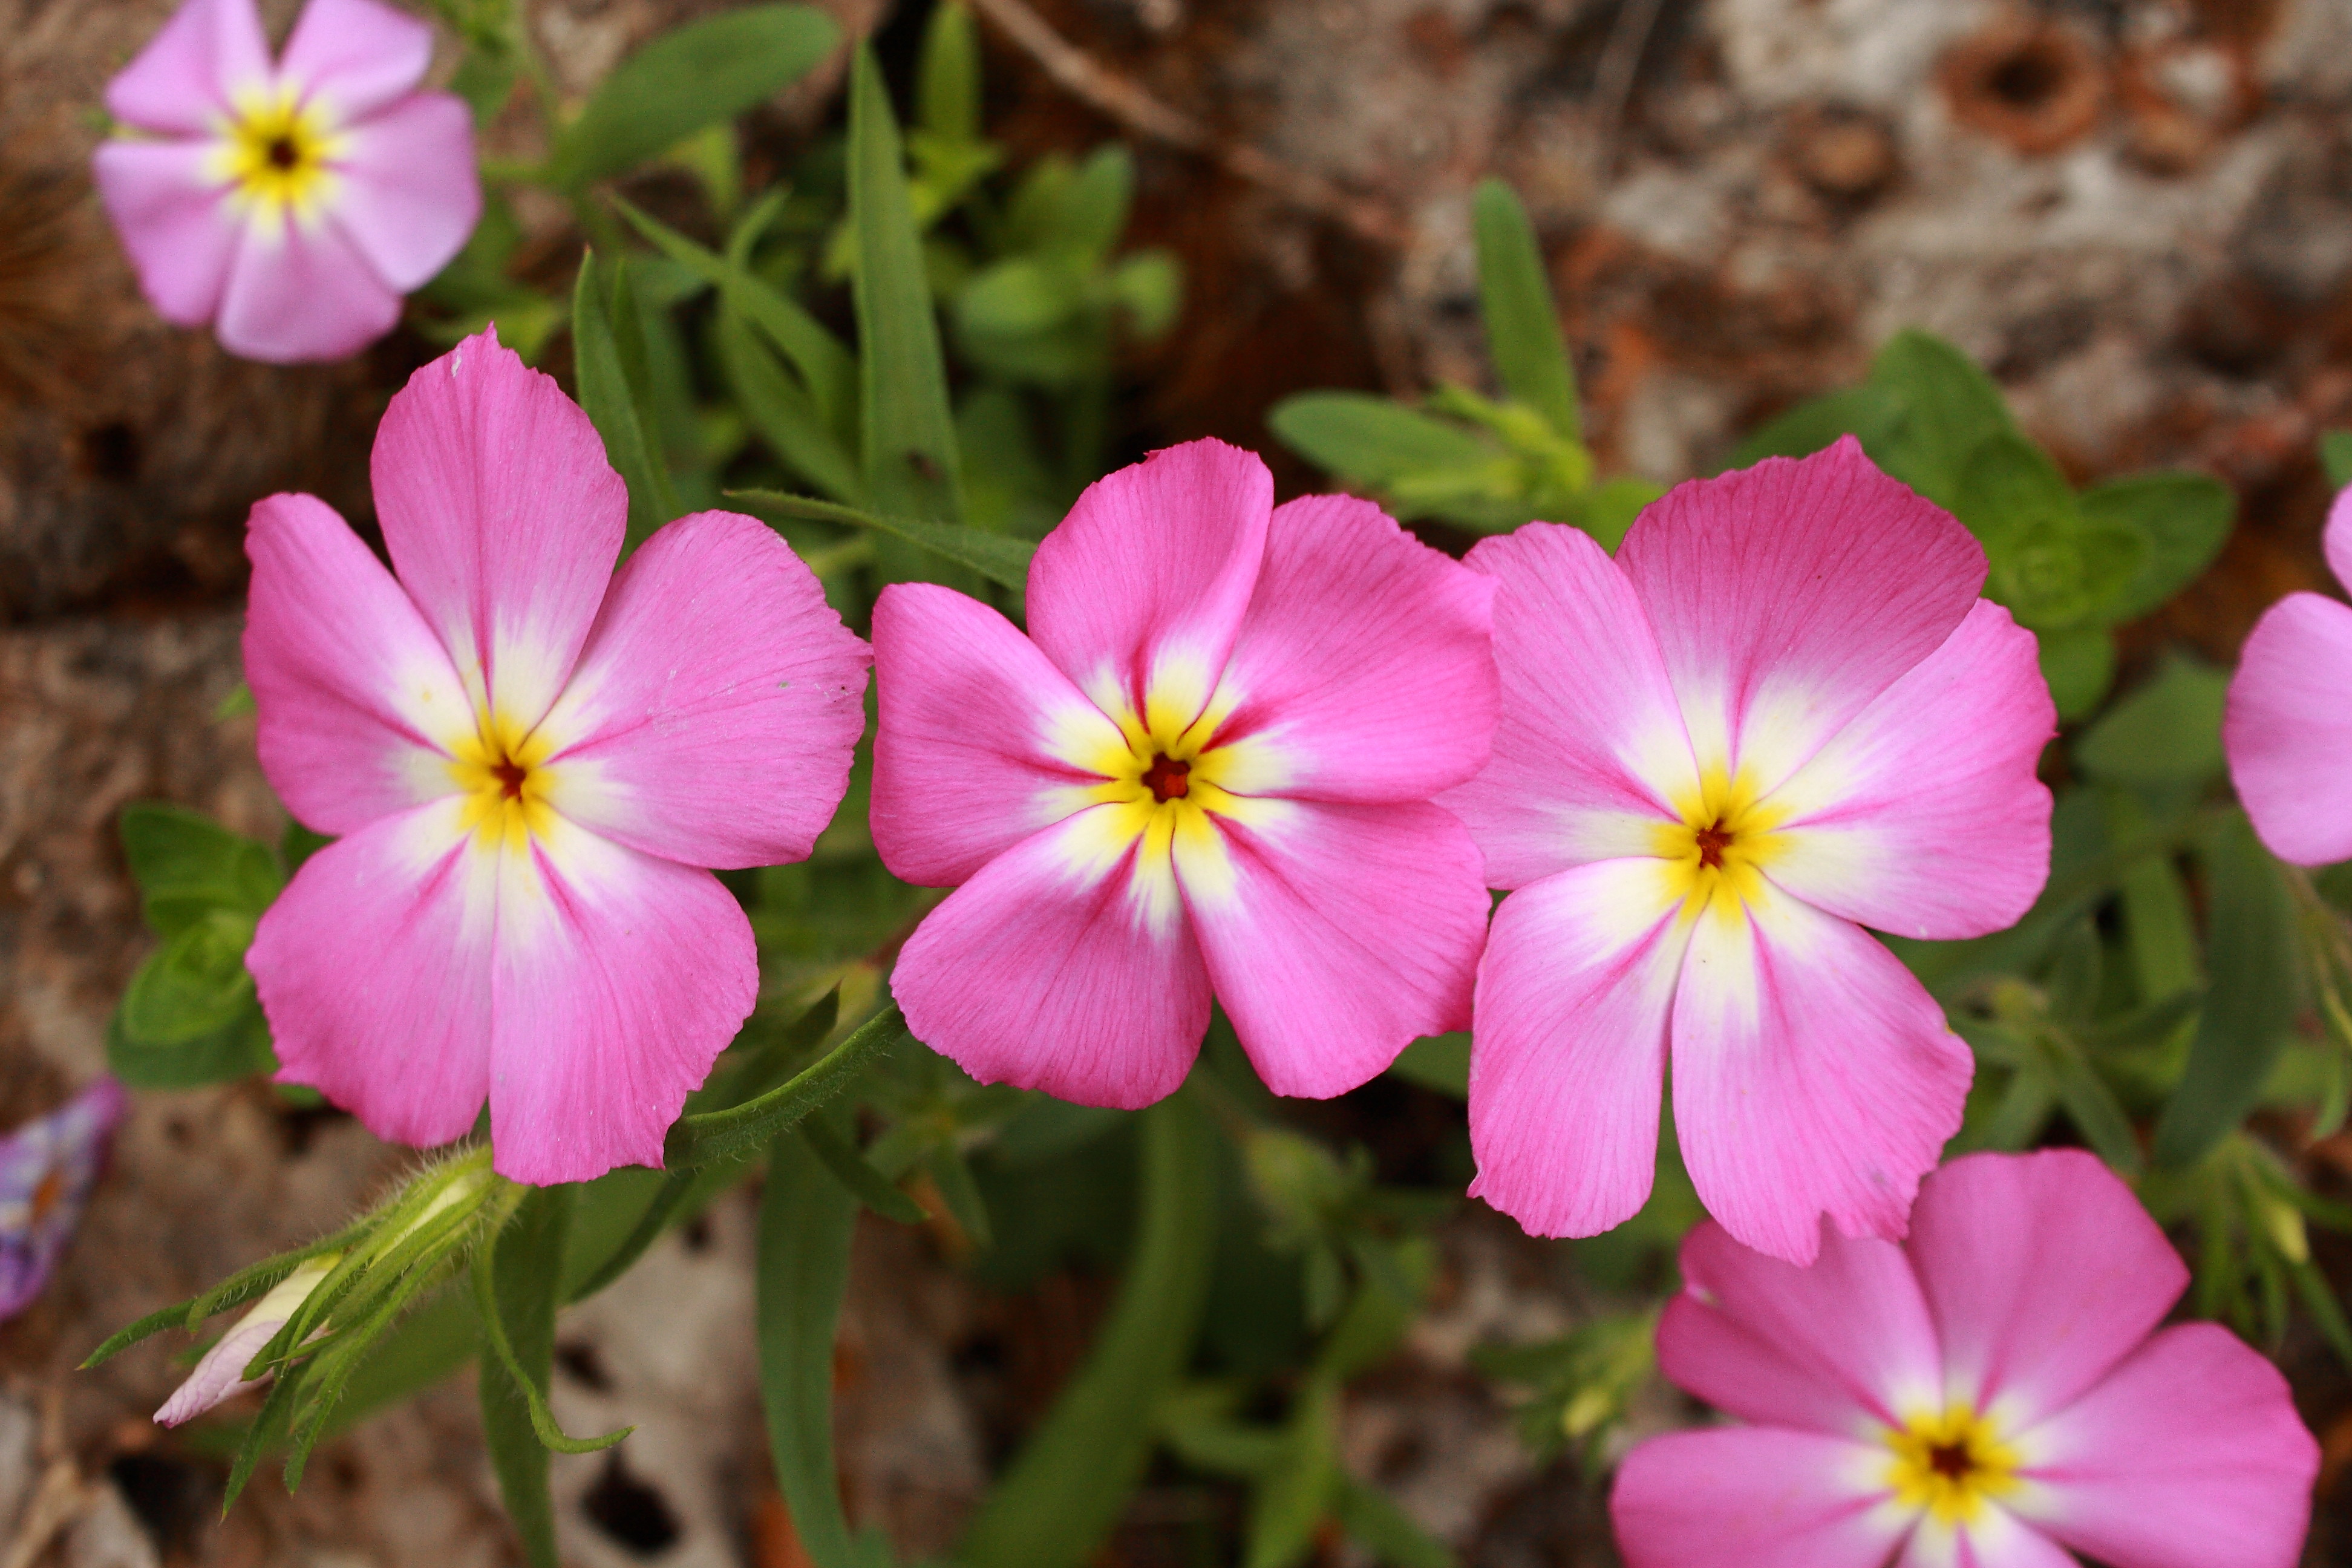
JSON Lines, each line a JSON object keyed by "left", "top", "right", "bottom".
{"left": 757, "top": 1124, "right": 860, "bottom": 1568}
{"left": 924, "top": 1145, "right": 994, "bottom": 1248}
{"left": 918, "top": 1, "right": 984, "bottom": 143}
{"left": 664, "top": 1002, "right": 913, "bottom": 1169}
{"left": 1244, "top": 1383, "right": 1339, "bottom": 1568}
{"left": 1581, "top": 475, "right": 1665, "bottom": 553}
{"left": 544, "top": 5, "right": 840, "bottom": 189}
{"left": 2080, "top": 473, "right": 2234, "bottom": 624}
{"left": 958, "top": 257, "right": 1077, "bottom": 337}
{"left": 1110, "top": 251, "right": 1181, "bottom": 339}
{"left": 1471, "top": 178, "right": 1578, "bottom": 440}
{"left": 573, "top": 250, "right": 681, "bottom": 548}
{"left": 850, "top": 45, "right": 966, "bottom": 545}
{"left": 1386, "top": 1034, "right": 1468, "bottom": 1099}
{"left": 717, "top": 305, "right": 868, "bottom": 503}
{"left": 959, "top": 1094, "right": 1221, "bottom": 1568}
{"left": 119, "top": 802, "right": 281, "bottom": 935}
{"left": 2154, "top": 811, "right": 2307, "bottom": 1167}
{"left": 1332, "top": 1476, "right": 1457, "bottom": 1568}
{"left": 1268, "top": 393, "right": 1494, "bottom": 489}
{"left": 2037, "top": 623, "right": 2117, "bottom": 722}
{"left": 1869, "top": 329, "right": 2014, "bottom": 507}
{"left": 476, "top": 1190, "right": 558, "bottom": 1568}
{"left": 1729, "top": 385, "right": 1904, "bottom": 472}
{"left": 799, "top": 1117, "right": 927, "bottom": 1224}
{"left": 729, "top": 489, "right": 1034, "bottom": 593}
{"left": 1054, "top": 145, "right": 1136, "bottom": 263}
{"left": 108, "top": 951, "right": 276, "bottom": 1088}
{"left": 2324, "top": 430, "right": 2352, "bottom": 490}
{"left": 2076, "top": 656, "right": 2230, "bottom": 786}
{"left": 1952, "top": 431, "right": 2073, "bottom": 548}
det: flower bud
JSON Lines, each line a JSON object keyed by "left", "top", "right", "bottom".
{"left": 154, "top": 1254, "right": 336, "bottom": 1426}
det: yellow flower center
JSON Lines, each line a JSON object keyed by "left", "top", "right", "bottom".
{"left": 218, "top": 88, "right": 341, "bottom": 217}
{"left": 1885, "top": 1406, "right": 2019, "bottom": 1526}
{"left": 448, "top": 711, "right": 557, "bottom": 855}
{"left": 1651, "top": 766, "right": 1788, "bottom": 920}
{"left": 1080, "top": 689, "right": 1250, "bottom": 871}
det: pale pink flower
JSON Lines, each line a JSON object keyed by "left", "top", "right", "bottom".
{"left": 243, "top": 328, "right": 870, "bottom": 1184}
{"left": 1613, "top": 1150, "right": 2319, "bottom": 1568}
{"left": 1443, "top": 438, "right": 2055, "bottom": 1263}
{"left": 871, "top": 439, "right": 1497, "bottom": 1106}
{"left": 154, "top": 1253, "right": 337, "bottom": 1425}
{"left": 2227, "top": 485, "right": 2352, "bottom": 864}
{"left": 93, "top": 0, "right": 480, "bottom": 363}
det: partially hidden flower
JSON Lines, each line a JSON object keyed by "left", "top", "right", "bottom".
{"left": 1611, "top": 1149, "right": 2318, "bottom": 1568}
{"left": 872, "top": 439, "right": 1497, "bottom": 1106}
{"left": 154, "top": 1253, "right": 336, "bottom": 1426}
{"left": 1443, "top": 437, "right": 2055, "bottom": 1263}
{"left": 2226, "top": 484, "right": 2352, "bottom": 865}
{"left": 243, "top": 327, "right": 871, "bottom": 1184}
{"left": 93, "top": 0, "right": 480, "bottom": 363}
{"left": 0, "top": 1077, "right": 128, "bottom": 1320}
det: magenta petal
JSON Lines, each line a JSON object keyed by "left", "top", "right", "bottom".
{"left": 103, "top": 0, "right": 271, "bottom": 134}
{"left": 253, "top": 799, "right": 494, "bottom": 1152}
{"left": 1466, "top": 858, "right": 1688, "bottom": 1238}
{"left": 155, "top": 1316, "right": 279, "bottom": 1426}
{"left": 1898, "top": 1511, "right": 2076, "bottom": 1568}
{"left": 279, "top": 0, "right": 434, "bottom": 122}
{"left": 1658, "top": 1220, "right": 1943, "bottom": 1436}
{"left": 871, "top": 582, "right": 1128, "bottom": 886}
{"left": 892, "top": 808, "right": 1214, "bottom": 1109}
{"left": 243, "top": 491, "right": 472, "bottom": 834}
{"left": 215, "top": 208, "right": 402, "bottom": 363}
{"left": 371, "top": 329, "right": 629, "bottom": 727}
{"left": 1440, "top": 523, "right": 1698, "bottom": 888}
{"left": 1181, "top": 800, "right": 1488, "bottom": 1099}
{"left": 328, "top": 94, "right": 480, "bottom": 292}
{"left": 2014, "top": 1324, "right": 2318, "bottom": 1568}
{"left": 1611, "top": 1427, "right": 1910, "bottom": 1568}
{"left": 91, "top": 141, "right": 238, "bottom": 327}
{"left": 1670, "top": 892, "right": 1971, "bottom": 1264}
{"left": 1762, "top": 600, "right": 2056, "bottom": 941}
{"left": 1618, "top": 436, "right": 1987, "bottom": 795}
{"left": 485, "top": 818, "right": 756, "bottom": 1184}
{"left": 1026, "top": 439, "right": 1270, "bottom": 727}
{"left": 1204, "top": 494, "right": 1497, "bottom": 802}
{"left": 1906, "top": 1150, "right": 2188, "bottom": 1429}
{"left": 2224, "top": 591, "right": 2352, "bottom": 866}
{"left": 536, "top": 511, "right": 870, "bottom": 871}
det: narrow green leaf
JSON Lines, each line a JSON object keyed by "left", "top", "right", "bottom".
{"left": 757, "top": 1125, "right": 860, "bottom": 1568}
{"left": 1471, "top": 178, "right": 1578, "bottom": 440}
{"left": 2081, "top": 473, "right": 2233, "bottom": 624}
{"left": 664, "top": 1002, "right": 913, "bottom": 1169}
{"left": 728, "top": 489, "right": 1033, "bottom": 592}
{"left": 1244, "top": 1383, "right": 1339, "bottom": 1568}
{"left": 475, "top": 1192, "right": 631, "bottom": 1509}
{"left": 1268, "top": 393, "right": 1495, "bottom": 488}
{"left": 924, "top": 1145, "right": 994, "bottom": 1249}
{"left": 573, "top": 250, "right": 680, "bottom": 547}
{"left": 1331, "top": 1476, "right": 1456, "bottom": 1568}
{"left": 2043, "top": 1028, "right": 2145, "bottom": 1176}
{"left": 313, "top": 1285, "right": 479, "bottom": 1443}
{"left": 799, "top": 1117, "right": 927, "bottom": 1224}
{"left": 2076, "top": 656, "right": 2230, "bottom": 786}
{"left": 222, "top": 1361, "right": 305, "bottom": 1512}
{"left": 2154, "top": 811, "right": 2307, "bottom": 1166}
{"left": 959, "top": 1094, "right": 1221, "bottom": 1568}
{"left": 718, "top": 306, "right": 867, "bottom": 503}
{"left": 917, "top": 1, "right": 983, "bottom": 143}
{"left": 545, "top": 5, "right": 840, "bottom": 189}
{"left": 563, "top": 1169, "right": 702, "bottom": 1304}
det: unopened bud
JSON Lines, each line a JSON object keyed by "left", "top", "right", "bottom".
{"left": 154, "top": 1254, "right": 338, "bottom": 1426}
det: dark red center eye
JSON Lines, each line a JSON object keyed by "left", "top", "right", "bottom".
{"left": 1695, "top": 822, "right": 1732, "bottom": 869}
{"left": 266, "top": 136, "right": 301, "bottom": 171}
{"left": 492, "top": 760, "right": 529, "bottom": 800}
{"left": 1928, "top": 1441, "right": 1974, "bottom": 1481}
{"left": 1141, "top": 754, "right": 1191, "bottom": 803}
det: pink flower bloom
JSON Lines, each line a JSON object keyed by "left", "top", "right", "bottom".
{"left": 0, "top": 1078, "right": 127, "bottom": 1320}
{"left": 871, "top": 439, "right": 1497, "bottom": 1106}
{"left": 243, "top": 328, "right": 870, "bottom": 1184}
{"left": 1612, "top": 1150, "right": 2319, "bottom": 1568}
{"left": 1443, "top": 438, "right": 2055, "bottom": 1263}
{"left": 93, "top": 0, "right": 480, "bottom": 363}
{"left": 2227, "top": 485, "right": 2352, "bottom": 865}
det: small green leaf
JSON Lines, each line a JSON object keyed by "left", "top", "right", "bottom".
{"left": 1387, "top": 1034, "right": 1468, "bottom": 1099}
{"left": 1268, "top": 393, "right": 1494, "bottom": 490}
{"left": 1868, "top": 329, "right": 2014, "bottom": 507}
{"left": 1729, "top": 385, "right": 1904, "bottom": 472}
{"left": 1581, "top": 475, "right": 1667, "bottom": 552}
{"left": 2075, "top": 655, "right": 2230, "bottom": 785}
{"left": 664, "top": 1002, "right": 913, "bottom": 1169}
{"left": 717, "top": 305, "right": 867, "bottom": 504}
{"left": 544, "top": 5, "right": 840, "bottom": 189}
{"left": 1471, "top": 178, "right": 1578, "bottom": 440}
{"left": 1244, "top": 1383, "right": 1339, "bottom": 1568}
{"left": 1110, "top": 251, "right": 1181, "bottom": 339}
{"left": 572, "top": 250, "right": 680, "bottom": 549}
{"left": 729, "top": 489, "right": 1034, "bottom": 593}
{"left": 958, "top": 257, "right": 1076, "bottom": 336}
{"left": 924, "top": 1145, "right": 994, "bottom": 1248}
{"left": 799, "top": 1117, "right": 927, "bottom": 1224}
{"left": 757, "top": 1125, "right": 860, "bottom": 1568}
{"left": 119, "top": 802, "right": 281, "bottom": 934}
{"left": 2036, "top": 624, "right": 2116, "bottom": 722}
{"left": 1952, "top": 432, "right": 2073, "bottom": 549}
{"left": 917, "top": 1, "right": 984, "bottom": 143}
{"left": 2080, "top": 473, "right": 2234, "bottom": 624}
{"left": 1331, "top": 1477, "right": 1455, "bottom": 1568}
{"left": 2324, "top": 429, "right": 2352, "bottom": 490}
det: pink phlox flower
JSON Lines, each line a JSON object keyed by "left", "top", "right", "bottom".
{"left": 241, "top": 327, "right": 871, "bottom": 1185}
{"left": 871, "top": 439, "right": 1498, "bottom": 1106}
{"left": 2226, "top": 484, "right": 2352, "bottom": 864}
{"left": 1612, "top": 1149, "right": 2319, "bottom": 1568}
{"left": 1442, "top": 437, "right": 2056, "bottom": 1263}
{"left": 93, "top": 0, "right": 481, "bottom": 363}
{"left": 0, "top": 1077, "right": 128, "bottom": 1321}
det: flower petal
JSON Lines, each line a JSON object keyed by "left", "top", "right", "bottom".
{"left": 254, "top": 797, "right": 495, "bottom": 1151}
{"left": 485, "top": 815, "right": 757, "bottom": 1184}
{"left": 1670, "top": 887, "right": 1972, "bottom": 1264}
{"left": 371, "top": 328, "right": 629, "bottom": 728}
{"left": 1465, "top": 858, "right": 1690, "bottom": 1238}
{"left": 279, "top": 0, "right": 433, "bottom": 123}
{"left": 1178, "top": 799, "right": 1488, "bottom": 1098}
{"left": 1760, "top": 601, "right": 2055, "bottom": 941}
{"left": 1896, "top": 1510, "right": 2076, "bottom": 1568}
{"left": 1617, "top": 437, "right": 1987, "bottom": 795}
{"left": 1611, "top": 1427, "right": 1912, "bottom": 1568}
{"left": 103, "top": 0, "right": 271, "bottom": 134}
{"left": 2009, "top": 1324, "right": 2318, "bottom": 1568}
{"left": 323, "top": 93, "right": 479, "bottom": 292}
{"left": 1905, "top": 1149, "right": 2188, "bottom": 1430}
{"left": 154, "top": 1315, "right": 281, "bottom": 1426}
{"left": 2224, "top": 590, "right": 2352, "bottom": 866}
{"left": 1025, "top": 439, "right": 1270, "bottom": 734}
{"left": 893, "top": 807, "right": 1214, "bottom": 1109}
{"left": 0, "top": 1080, "right": 126, "bottom": 1321}
{"left": 1658, "top": 1220, "right": 1944, "bottom": 1437}
{"left": 91, "top": 141, "right": 238, "bottom": 327}
{"left": 534, "top": 511, "right": 871, "bottom": 871}
{"left": 215, "top": 205, "right": 402, "bottom": 363}
{"left": 871, "top": 581, "right": 1129, "bottom": 887}
{"left": 243, "top": 491, "right": 473, "bottom": 834}
{"left": 1201, "top": 494, "right": 1497, "bottom": 802}
{"left": 1440, "top": 523, "right": 1699, "bottom": 887}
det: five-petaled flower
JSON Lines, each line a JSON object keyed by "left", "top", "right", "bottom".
{"left": 242, "top": 327, "right": 870, "bottom": 1185}
{"left": 93, "top": 0, "right": 480, "bottom": 363}
{"left": 2227, "top": 484, "right": 2352, "bottom": 866}
{"left": 0, "top": 1077, "right": 127, "bottom": 1321}
{"left": 1443, "top": 437, "right": 2056, "bottom": 1263}
{"left": 1612, "top": 1150, "right": 2318, "bottom": 1568}
{"left": 871, "top": 439, "right": 1498, "bottom": 1106}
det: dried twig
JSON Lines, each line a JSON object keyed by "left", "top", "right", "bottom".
{"left": 1590, "top": 0, "right": 1668, "bottom": 168}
